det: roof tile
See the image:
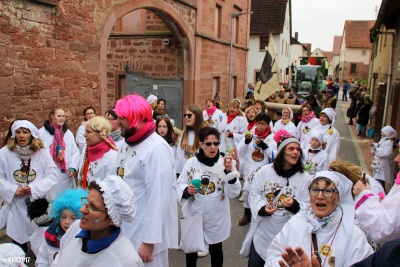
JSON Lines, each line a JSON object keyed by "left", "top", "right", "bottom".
{"left": 250, "top": 0, "right": 288, "bottom": 34}
{"left": 344, "top": 20, "right": 375, "bottom": 48}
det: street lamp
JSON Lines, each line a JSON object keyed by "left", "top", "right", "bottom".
{"left": 228, "top": 11, "right": 253, "bottom": 105}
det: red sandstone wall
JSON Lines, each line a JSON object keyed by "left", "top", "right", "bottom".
{"left": 342, "top": 61, "right": 370, "bottom": 82}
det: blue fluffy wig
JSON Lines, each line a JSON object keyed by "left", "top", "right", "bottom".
{"left": 50, "top": 188, "right": 88, "bottom": 223}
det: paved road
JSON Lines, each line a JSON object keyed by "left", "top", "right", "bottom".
{"left": 1, "top": 99, "right": 366, "bottom": 267}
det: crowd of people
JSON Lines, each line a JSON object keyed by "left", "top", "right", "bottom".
{"left": 0, "top": 85, "right": 399, "bottom": 267}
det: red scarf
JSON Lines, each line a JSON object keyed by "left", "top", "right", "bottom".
{"left": 87, "top": 137, "right": 116, "bottom": 162}
{"left": 206, "top": 106, "right": 217, "bottom": 117}
{"left": 301, "top": 111, "right": 316, "bottom": 123}
{"left": 254, "top": 127, "right": 271, "bottom": 139}
{"left": 227, "top": 112, "right": 238, "bottom": 124}
{"left": 82, "top": 138, "right": 116, "bottom": 189}
{"left": 50, "top": 122, "right": 67, "bottom": 172}
{"left": 126, "top": 121, "right": 156, "bottom": 146}
{"left": 247, "top": 120, "right": 256, "bottom": 131}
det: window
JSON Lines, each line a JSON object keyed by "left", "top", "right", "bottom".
{"left": 215, "top": 5, "right": 222, "bottom": 38}
{"left": 232, "top": 76, "right": 238, "bottom": 98}
{"left": 351, "top": 63, "right": 357, "bottom": 74}
{"left": 259, "top": 36, "right": 269, "bottom": 51}
{"left": 212, "top": 76, "right": 220, "bottom": 97}
{"left": 282, "top": 40, "right": 284, "bottom": 55}
{"left": 361, "top": 50, "right": 367, "bottom": 56}
{"left": 235, "top": 17, "right": 239, "bottom": 43}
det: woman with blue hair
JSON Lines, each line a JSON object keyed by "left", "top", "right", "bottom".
{"left": 36, "top": 189, "right": 87, "bottom": 267}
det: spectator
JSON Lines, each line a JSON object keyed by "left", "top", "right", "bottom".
{"left": 76, "top": 106, "right": 96, "bottom": 153}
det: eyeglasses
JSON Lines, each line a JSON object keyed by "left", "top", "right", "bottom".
{"left": 285, "top": 146, "right": 302, "bottom": 152}
{"left": 257, "top": 122, "right": 267, "bottom": 126}
{"left": 308, "top": 187, "right": 338, "bottom": 197}
{"left": 81, "top": 197, "right": 107, "bottom": 213}
{"left": 183, "top": 113, "right": 193, "bottom": 119}
{"left": 85, "top": 112, "right": 95, "bottom": 116}
{"left": 203, "top": 141, "right": 220, "bottom": 147}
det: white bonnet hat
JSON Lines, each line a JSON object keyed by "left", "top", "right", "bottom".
{"left": 309, "top": 170, "right": 354, "bottom": 234}
{"left": 381, "top": 125, "right": 397, "bottom": 139}
{"left": 11, "top": 120, "right": 40, "bottom": 139}
{"left": 321, "top": 108, "right": 336, "bottom": 126}
{"left": 96, "top": 175, "right": 136, "bottom": 227}
{"left": 282, "top": 107, "right": 293, "bottom": 119}
{"left": 146, "top": 95, "right": 157, "bottom": 105}
{"left": 308, "top": 129, "right": 324, "bottom": 148}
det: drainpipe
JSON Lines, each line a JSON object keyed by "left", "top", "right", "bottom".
{"left": 381, "top": 32, "right": 395, "bottom": 126}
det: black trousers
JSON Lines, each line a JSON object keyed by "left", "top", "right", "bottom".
{"left": 186, "top": 242, "right": 223, "bottom": 267}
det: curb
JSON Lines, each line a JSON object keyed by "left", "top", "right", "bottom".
{"left": 340, "top": 101, "right": 370, "bottom": 173}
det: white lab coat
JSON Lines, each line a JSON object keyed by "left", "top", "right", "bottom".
{"left": 248, "top": 164, "right": 310, "bottom": 261}
{"left": 297, "top": 117, "right": 320, "bottom": 149}
{"left": 266, "top": 210, "right": 373, "bottom": 266}
{"left": 305, "top": 124, "right": 340, "bottom": 164}
{"left": 39, "top": 127, "right": 80, "bottom": 195}
{"left": 177, "top": 156, "right": 241, "bottom": 244}
{"left": 75, "top": 124, "right": 86, "bottom": 154}
{"left": 354, "top": 183, "right": 400, "bottom": 244}
{"left": 302, "top": 148, "right": 329, "bottom": 176}
{"left": 0, "top": 147, "right": 58, "bottom": 244}
{"left": 53, "top": 221, "right": 143, "bottom": 267}
{"left": 203, "top": 109, "right": 224, "bottom": 130}
{"left": 36, "top": 239, "right": 59, "bottom": 267}
{"left": 78, "top": 148, "right": 117, "bottom": 185}
{"left": 218, "top": 114, "right": 248, "bottom": 154}
{"left": 371, "top": 139, "right": 394, "bottom": 183}
{"left": 117, "top": 133, "right": 178, "bottom": 267}
{"left": 270, "top": 120, "right": 300, "bottom": 140}
{"left": 176, "top": 130, "right": 196, "bottom": 174}
{"left": 236, "top": 134, "right": 277, "bottom": 191}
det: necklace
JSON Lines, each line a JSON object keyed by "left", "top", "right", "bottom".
{"left": 305, "top": 152, "right": 317, "bottom": 170}
{"left": 311, "top": 218, "right": 342, "bottom": 266}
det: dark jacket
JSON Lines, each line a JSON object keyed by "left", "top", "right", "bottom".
{"left": 347, "top": 97, "right": 358, "bottom": 119}
{"left": 357, "top": 99, "right": 372, "bottom": 125}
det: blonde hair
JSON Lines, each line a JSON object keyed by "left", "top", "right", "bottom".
{"left": 79, "top": 116, "right": 118, "bottom": 183}
{"left": 7, "top": 137, "right": 44, "bottom": 152}
{"left": 329, "top": 160, "right": 362, "bottom": 185}
{"left": 245, "top": 106, "right": 257, "bottom": 116}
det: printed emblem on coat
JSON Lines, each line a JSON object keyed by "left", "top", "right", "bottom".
{"left": 206, "top": 118, "right": 215, "bottom": 126}
{"left": 252, "top": 149, "right": 264, "bottom": 162}
{"left": 198, "top": 174, "right": 215, "bottom": 195}
{"left": 13, "top": 168, "right": 37, "bottom": 183}
{"left": 185, "top": 145, "right": 194, "bottom": 159}
{"left": 264, "top": 183, "right": 293, "bottom": 208}
{"left": 117, "top": 167, "right": 124, "bottom": 179}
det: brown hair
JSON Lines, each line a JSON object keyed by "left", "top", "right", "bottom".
{"left": 7, "top": 136, "right": 44, "bottom": 152}
{"left": 329, "top": 160, "right": 362, "bottom": 185}
{"left": 180, "top": 105, "right": 206, "bottom": 151}
{"left": 48, "top": 107, "right": 64, "bottom": 121}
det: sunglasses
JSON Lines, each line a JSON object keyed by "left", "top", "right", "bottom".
{"left": 183, "top": 113, "right": 193, "bottom": 119}
{"left": 285, "top": 146, "right": 302, "bottom": 152}
{"left": 203, "top": 141, "right": 220, "bottom": 147}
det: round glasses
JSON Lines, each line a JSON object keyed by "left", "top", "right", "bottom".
{"left": 308, "top": 187, "right": 338, "bottom": 197}
{"left": 81, "top": 197, "right": 107, "bottom": 213}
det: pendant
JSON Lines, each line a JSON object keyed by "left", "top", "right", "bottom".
{"left": 320, "top": 244, "right": 332, "bottom": 257}
{"left": 328, "top": 255, "right": 335, "bottom": 266}
{"left": 305, "top": 163, "right": 311, "bottom": 170}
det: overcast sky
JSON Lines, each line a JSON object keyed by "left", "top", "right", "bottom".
{"left": 292, "top": 0, "right": 382, "bottom": 52}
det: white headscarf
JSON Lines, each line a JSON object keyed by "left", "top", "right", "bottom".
{"left": 308, "top": 129, "right": 324, "bottom": 150}
{"left": 321, "top": 108, "right": 336, "bottom": 126}
{"left": 381, "top": 125, "right": 397, "bottom": 142}
{"left": 304, "top": 170, "right": 355, "bottom": 267}
{"left": 11, "top": 120, "right": 40, "bottom": 139}
{"left": 96, "top": 175, "right": 136, "bottom": 227}
{"left": 146, "top": 95, "right": 157, "bottom": 105}
{"left": 282, "top": 107, "right": 293, "bottom": 119}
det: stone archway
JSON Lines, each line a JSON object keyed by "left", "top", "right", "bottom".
{"left": 99, "top": 0, "right": 195, "bottom": 113}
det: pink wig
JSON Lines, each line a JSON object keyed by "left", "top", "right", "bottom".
{"left": 114, "top": 94, "right": 153, "bottom": 128}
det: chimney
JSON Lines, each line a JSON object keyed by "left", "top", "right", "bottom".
{"left": 294, "top": 32, "right": 298, "bottom": 40}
